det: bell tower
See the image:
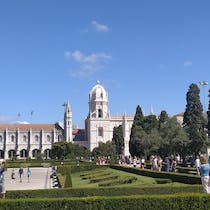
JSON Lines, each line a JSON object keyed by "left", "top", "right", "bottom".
{"left": 64, "top": 100, "right": 72, "bottom": 142}
{"left": 88, "top": 81, "right": 109, "bottom": 119}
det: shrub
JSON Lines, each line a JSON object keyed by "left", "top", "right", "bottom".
{"left": 155, "top": 178, "right": 172, "bottom": 184}
{"left": 110, "top": 165, "right": 201, "bottom": 184}
{"left": 5, "top": 185, "right": 202, "bottom": 199}
{"left": 2, "top": 194, "right": 210, "bottom": 210}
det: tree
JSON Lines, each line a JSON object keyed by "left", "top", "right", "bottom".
{"left": 129, "top": 126, "right": 146, "bottom": 157}
{"left": 142, "top": 115, "right": 158, "bottom": 134}
{"left": 158, "top": 117, "right": 189, "bottom": 158}
{"left": 183, "top": 83, "right": 208, "bottom": 155}
{"left": 112, "top": 125, "right": 124, "bottom": 155}
{"left": 133, "top": 105, "right": 144, "bottom": 126}
{"left": 158, "top": 110, "right": 169, "bottom": 129}
{"left": 91, "top": 141, "right": 116, "bottom": 158}
{"left": 129, "top": 105, "right": 144, "bottom": 157}
{"left": 129, "top": 105, "right": 160, "bottom": 158}
{"left": 51, "top": 142, "right": 90, "bottom": 160}
{"left": 137, "top": 129, "right": 161, "bottom": 158}
{"left": 51, "top": 142, "right": 68, "bottom": 159}
{"left": 207, "top": 89, "right": 210, "bottom": 137}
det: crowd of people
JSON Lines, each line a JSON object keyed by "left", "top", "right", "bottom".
{"left": 118, "top": 155, "right": 179, "bottom": 172}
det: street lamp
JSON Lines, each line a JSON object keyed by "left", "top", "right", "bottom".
{"left": 199, "top": 80, "right": 208, "bottom": 112}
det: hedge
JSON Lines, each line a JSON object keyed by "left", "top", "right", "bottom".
{"left": 5, "top": 185, "right": 202, "bottom": 199}
{"left": 64, "top": 170, "right": 72, "bottom": 188}
{"left": 176, "top": 166, "right": 197, "bottom": 174}
{"left": 110, "top": 165, "right": 201, "bottom": 184}
{"left": 1, "top": 194, "right": 210, "bottom": 210}
{"left": 57, "top": 165, "right": 108, "bottom": 174}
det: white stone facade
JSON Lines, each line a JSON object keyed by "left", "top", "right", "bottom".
{"left": 0, "top": 124, "right": 64, "bottom": 159}
{"left": 85, "top": 81, "right": 134, "bottom": 156}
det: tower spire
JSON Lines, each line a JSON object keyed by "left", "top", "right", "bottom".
{"left": 150, "top": 105, "right": 154, "bottom": 115}
{"left": 64, "top": 100, "right": 72, "bottom": 142}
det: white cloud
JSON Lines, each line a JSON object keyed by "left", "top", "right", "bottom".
{"left": 91, "top": 21, "right": 109, "bottom": 32}
{"left": 84, "top": 53, "right": 111, "bottom": 64}
{"left": 64, "top": 51, "right": 72, "bottom": 59}
{"left": 66, "top": 50, "right": 111, "bottom": 78}
{"left": 184, "top": 60, "right": 192, "bottom": 66}
{"left": 15, "top": 121, "right": 30, "bottom": 124}
{"left": 70, "top": 64, "right": 99, "bottom": 78}
{"left": 71, "top": 50, "right": 84, "bottom": 62}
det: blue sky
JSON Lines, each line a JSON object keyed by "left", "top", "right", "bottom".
{"left": 0, "top": 1, "right": 210, "bottom": 128}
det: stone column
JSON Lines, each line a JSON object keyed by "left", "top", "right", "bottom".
{"left": 4, "top": 129, "right": 8, "bottom": 160}
{"left": 28, "top": 128, "right": 32, "bottom": 158}
{"left": 16, "top": 128, "right": 19, "bottom": 157}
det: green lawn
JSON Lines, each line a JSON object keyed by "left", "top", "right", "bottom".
{"left": 71, "top": 167, "right": 188, "bottom": 188}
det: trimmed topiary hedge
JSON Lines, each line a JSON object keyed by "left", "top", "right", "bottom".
{"left": 110, "top": 165, "right": 201, "bottom": 184}
{"left": 57, "top": 165, "right": 108, "bottom": 175}
{"left": 5, "top": 185, "right": 202, "bottom": 199}
{"left": 64, "top": 170, "right": 72, "bottom": 188}
{"left": 176, "top": 166, "right": 197, "bottom": 174}
{"left": 1, "top": 193, "right": 210, "bottom": 210}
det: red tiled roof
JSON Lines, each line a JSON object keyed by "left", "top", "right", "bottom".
{"left": 0, "top": 124, "right": 57, "bottom": 131}
{"left": 72, "top": 129, "right": 85, "bottom": 135}
{"left": 174, "top": 112, "right": 184, "bottom": 117}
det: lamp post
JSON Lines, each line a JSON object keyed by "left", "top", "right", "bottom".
{"left": 199, "top": 80, "right": 208, "bottom": 112}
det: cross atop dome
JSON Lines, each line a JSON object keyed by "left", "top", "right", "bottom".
{"left": 96, "top": 80, "right": 100, "bottom": 84}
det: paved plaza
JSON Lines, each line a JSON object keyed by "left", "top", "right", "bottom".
{"left": 4, "top": 167, "right": 52, "bottom": 191}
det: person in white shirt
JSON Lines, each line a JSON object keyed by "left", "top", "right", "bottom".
{"left": 195, "top": 156, "right": 201, "bottom": 175}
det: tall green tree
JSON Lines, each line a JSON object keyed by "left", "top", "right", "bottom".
{"left": 138, "top": 129, "right": 161, "bottom": 158}
{"left": 91, "top": 141, "right": 116, "bottom": 158}
{"left": 207, "top": 89, "right": 210, "bottom": 137}
{"left": 159, "top": 117, "right": 189, "bottom": 158}
{"left": 112, "top": 125, "right": 124, "bottom": 155}
{"left": 51, "top": 142, "right": 90, "bottom": 160}
{"left": 129, "top": 126, "right": 146, "bottom": 157}
{"left": 158, "top": 110, "right": 169, "bottom": 129}
{"left": 183, "top": 83, "right": 207, "bottom": 155}
{"left": 142, "top": 115, "right": 158, "bottom": 134}
{"left": 129, "top": 105, "right": 144, "bottom": 157}
{"left": 129, "top": 105, "right": 160, "bottom": 158}
{"left": 133, "top": 105, "right": 144, "bottom": 126}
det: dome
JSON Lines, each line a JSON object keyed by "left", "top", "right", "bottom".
{"left": 89, "top": 81, "right": 108, "bottom": 102}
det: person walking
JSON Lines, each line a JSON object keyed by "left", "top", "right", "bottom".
{"left": 27, "top": 167, "right": 31, "bottom": 183}
{"left": 171, "top": 158, "right": 177, "bottom": 172}
{"left": 195, "top": 156, "right": 201, "bottom": 175}
{"left": 19, "top": 167, "right": 24, "bottom": 183}
{"left": 199, "top": 156, "right": 210, "bottom": 193}
{"left": 11, "top": 169, "right": 15, "bottom": 183}
{"left": 165, "top": 157, "right": 170, "bottom": 172}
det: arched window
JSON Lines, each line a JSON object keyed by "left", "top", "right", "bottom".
{"left": 35, "top": 135, "right": 39, "bottom": 142}
{"left": 23, "top": 135, "right": 27, "bottom": 142}
{"left": 11, "top": 135, "right": 15, "bottom": 142}
{"left": 47, "top": 135, "right": 51, "bottom": 142}
{"left": 93, "top": 93, "right": 96, "bottom": 100}
{"left": 58, "top": 135, "right": 63, "bottom": 142}
{"left": 98, "top": 109, "right": 103, "bottom": 118}
{"left": 98, "top": 127, "right": 103, "bottom": 137}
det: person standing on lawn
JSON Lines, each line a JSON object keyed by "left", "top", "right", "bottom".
{"left": 199, "top": 156, "right": 210, "bottom": 193}
{"left": 195, "top": 156, "right": 201, "bottom": 175}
